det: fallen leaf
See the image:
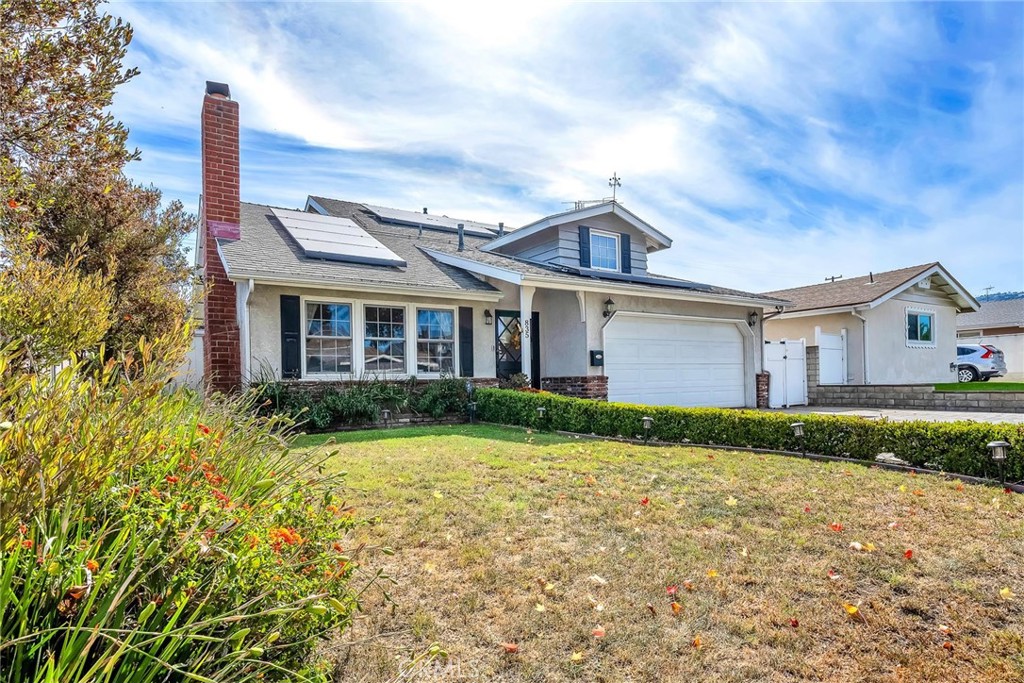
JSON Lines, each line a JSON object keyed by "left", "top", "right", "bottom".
{"left": 646, "top": 602, "right": 656, "bottom": 616}
{"left": 938, "top": 624, "right": 951, "bottom": 633}
{"left": 640, "top": 497, "right": 650, "bottom": 507}
{"left": 849, "top": 542, "right": 863, "bottom": 552}
{"left": 829, "top": 522, "right": 844, "bottom": 532}
{"left": 569, "top": 651, "right": 584, "bottom": 663}
{"left": 706, "top": 569, "right": 718, "bottom": 578}
{"left": 842, "top": 603, "right": 863, "bottom": 620}
{"left": 864, "top": 543, "right": 876, "bottom": 552}
{"left": 501, "top": 643, "right": 519, "bottom": 654}
{"left": 592, "top": 625, "right": 606, "bottom": 638}
{"left": 543, "top": 582, "right": 555, "bottom": 593}
{"left": 740, "top": 547, "right": 749, "bottom": 558}
{"left": 423, "top": 562, "right": 436, "bottom": 574}
{"left": 666, "top": 585, "right": 678, "bottom": 595}
{"left": 683, "top": 580, "right": 695, "bottom": 591}
{"left": 671, "top": 601, "right": 682, "bottom": 615}
{"left": 803, "top": 505, "right": 812, "bottom": 513}
{"left": 942, "top": 641, "right": 953, "bottom": 651}
{"left": 1004, "top": 487, "right": 1014, "bottom": 495}
{"left": 432, "top": 491, "right": 443, "bottom": 499}
{"left": 725, "top": 496, "right": 738, "bottom": 507}
{"left": 691, "top": 635, "right": 702, "bottom": 648}
{"left": 913, "top": 489, "right": 924, "bottom": 497}
{"left": 789, "top": 618, "right": 799, "bottom": 628}
{"left": 899, "top": 485, "right": 907, "bottom": 492}
{"left": 999, "top": 587, "right": 1016, "bottom": 601}
{"left": 534, "top": 603, "right": 546, "bottom": 612}
{"left": 888, "top": 521, "right": 900, "bottom": 529}
{"left": 955, "top": 482, "right": 965, "bottom": 492}
{"left": 904, "top": 549, "right": 913, "bottom": 560}
{"left": 827, "top": 569, "right": 842, "bottom": 581}
{"left": 589, "top": 575, "right": 608, "bottom": 586}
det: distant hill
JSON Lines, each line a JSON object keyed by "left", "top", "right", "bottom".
{"left": 978, "top": 291, "right": 1024, "bottom": 302}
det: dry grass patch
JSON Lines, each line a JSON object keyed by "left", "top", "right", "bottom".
{"left": 297, "top": 425, "right": 1024, "bottom": 682}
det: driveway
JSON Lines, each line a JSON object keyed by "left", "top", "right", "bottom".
{"left": 773, "top": 406, "right": 1024, "bottom": 424}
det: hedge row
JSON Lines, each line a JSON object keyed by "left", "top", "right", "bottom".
{"left": 474, "top": 389, "right": 1024, "bottom": 481}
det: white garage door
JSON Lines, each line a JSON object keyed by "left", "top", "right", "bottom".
{"left": 604, "top": 315, "right": 747, "bottom": 408}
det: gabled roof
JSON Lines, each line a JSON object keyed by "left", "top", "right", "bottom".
{"left": 957, "top": 297, "right": 1024, "bottom": 330}
{"left": 215, "top": 200, "right": 500, "bottom": 298}
{"left": 763, "top": 263, "right": 980, "bottom": 314}
{"left": 481, "top": 200, "right": 672, "bottom": 254}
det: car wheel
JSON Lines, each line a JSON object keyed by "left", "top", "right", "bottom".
{"left": 958, "top": 366, "right": 978, "bottom": 383}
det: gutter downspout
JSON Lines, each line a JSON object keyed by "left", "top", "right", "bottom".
{"left": 243, "top": 278, "right": 254, "bottom": 384}
{"left": 851, "top": 309, "right": 869, "bottom": 384}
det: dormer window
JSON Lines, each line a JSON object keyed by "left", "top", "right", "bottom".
{"left": 590, "top": 230, "right": 620, "bottom": 271}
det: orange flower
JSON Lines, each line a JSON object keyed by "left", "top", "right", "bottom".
{"left": 7, "top": 199, "right": 20, "bottom": 209}
{"left": 196, "top": 423, "right": 212, "bottom": 435}
{"left": 332, "top": 541, "right": 344, "bottom": 553}
{"left": 21, "top": 539, "right": 33, "bottom": 549}
{"left": 85, "top": 559, "right": 99, "bottom": 572}
{"left": 829, "top": 522, "right": 844, "bottom": 532}
{"left": 18, "top": 523, "right": 27, "bottom": 535}
{"left": 165, "top": 475, "right": 179, "bottom": 485}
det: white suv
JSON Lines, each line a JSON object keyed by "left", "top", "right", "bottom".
{"left": 956, "top": 344, "right": 1007, "bottom": 382}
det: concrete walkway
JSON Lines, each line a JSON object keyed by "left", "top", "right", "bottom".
{"left": 773, "top": 406, "right": 1024, "bottom": 424}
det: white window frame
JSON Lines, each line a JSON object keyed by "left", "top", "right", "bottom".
{"left": 301, "top": 299, "right": 355, "bottom": 379}
{"left": 589, "top": 230, "right": 620, "bottom": 272}
{"left": 362, "top": 303, "right": 411, "bottom": 376}
{"left": 414, "top": 306, "right": 459, "bottom": 377}
{"left": 297, "top": 295, "right": 460, "bottom": 380}
{"left": 905, "top": 307, "right": 937, "bottom": 349}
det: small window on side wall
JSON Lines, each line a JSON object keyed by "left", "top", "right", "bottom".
{"left": 906, "top": 309, "right": 935, "bottom": 348}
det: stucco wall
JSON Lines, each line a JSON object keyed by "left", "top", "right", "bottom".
{"left": 247, "top": 284, "right": 499, "bottom": 382}
{"left": 764, "top": 312, "right": 866, "bottom": 384}
{"left": 534, "top": 289, "right": 588, "bottom": 377}
{"left": 864, "top": 294, "right": 959, "bottom": 384}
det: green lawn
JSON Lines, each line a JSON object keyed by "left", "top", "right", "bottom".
{"left": 935, "top": 382, "right": 1024, "bottom": 392}
{"left": 299, "top": 425, "right": 1023, "bottom": 682}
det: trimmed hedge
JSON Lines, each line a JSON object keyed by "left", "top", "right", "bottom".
{"left": 474, "top": 389, "right": 1024, "bottom": 481}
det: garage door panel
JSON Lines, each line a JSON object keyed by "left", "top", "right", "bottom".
{"left": 605, "top": 316, "right": 747, "bottom": 408}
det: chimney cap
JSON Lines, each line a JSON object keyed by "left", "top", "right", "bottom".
{"left": 206, "top": 81, "right": 231, "bottom": 99}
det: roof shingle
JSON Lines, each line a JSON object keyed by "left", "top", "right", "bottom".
{"left": 762, "top": 264, "right": 939, "bottom": 313}
{"left": 957, "top": 298, "right": 1024, "bottom": 330}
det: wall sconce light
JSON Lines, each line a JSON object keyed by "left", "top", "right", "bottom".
{"left": 641, "top": 416, "right": 653, "bottom": 444}
{"left": 790, "top": 421, "right": 805, "bottom": 456}
{"left": 748, "top": 311, "right": 759, "bottom": 327}
{"left": 603, "top": 298, "right": 616, "bottom": 318}
{"left": 484, "top": 309, "right": 493, "bottom": 326}
{"left": 988, "top": 440, "right": 1010, "bottom": 485}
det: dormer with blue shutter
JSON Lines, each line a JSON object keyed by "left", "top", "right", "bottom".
{"left": 481, "top": 201, "right": 671, "bottom": 276}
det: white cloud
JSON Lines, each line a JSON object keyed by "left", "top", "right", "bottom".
{"left": 113, "top": 1, "right": 1024, "bottom": 294}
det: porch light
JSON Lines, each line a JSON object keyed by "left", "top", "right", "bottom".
{"left": 790, "top": 421, "right": 806, "bottom": 456}
{"left": 603, "top": 298, "right": 616, "bottom": 318}
{"left": 747, "top": 311, "right": 759, "bottom": 327}
{"left": 381, "top": 408, "right": 392, "bottom": 428}
{"left": 988, "top": 440, "right": 1010, "bottom": 485}
{"left": 641, "top": 416, "right": 653, "bottom": 444}
{"left": 484, "top": 309, "right": 493, "bottom": 326}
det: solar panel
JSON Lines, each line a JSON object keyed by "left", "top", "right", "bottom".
{"left": 272, "top": 208, "right": 407, "bottom": 267}
{"left": 362, "top": 204, "right": 500, "bottom": 237}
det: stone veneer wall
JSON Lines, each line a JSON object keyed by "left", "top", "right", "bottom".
{"left": 805, "top": 345, "right": 1024, "bottom": 413}
{"left": 541, "top": 375, "right": 609, "bottom": 400}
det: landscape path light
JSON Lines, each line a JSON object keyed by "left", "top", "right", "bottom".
{"left": 536, "top": 405, "right": 546, "bottom": 428}
{"left": 987, "top": 440, "right": 1010, "bottom": 485}
{"left": 790, "top": 422, "right": 806, "bottom": 456}
{"left": 641, "top": 416, "right": 654, "bottom": 444}
{"left": 381, "top": 408, "right": 392, "bottom": 429}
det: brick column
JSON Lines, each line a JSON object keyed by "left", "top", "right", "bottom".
{"left": 755, "top": 372, "right": 770, "bottom": 408}
{"left": 201, "top": 82, "right": 242, "bottom": 393}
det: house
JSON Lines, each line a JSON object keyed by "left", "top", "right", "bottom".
{"left": 196, "top": 81, "right": 785, "bottom": 407}
{"left": 957, "top": 297, "right": 1024, "bottom": 379}
{"left": 762, "top": 264, "right": 980, "bottom": 385}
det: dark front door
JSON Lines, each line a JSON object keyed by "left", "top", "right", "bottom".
{"left": 495, "top": 310, "right": 541, "bottom": 388}
{"left": 496, "top": 311, "right": 522, "bottom": 380}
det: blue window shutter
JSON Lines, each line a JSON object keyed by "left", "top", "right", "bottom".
{"left": 620, "top": 233, "right": 631, "bottom": 274}
{"left": 458, "top": 306, "right": 474, "bottom": 377}
{"left": 579, "top": 226, "right": 591, "bottom": 268}
{"left": 280, "top": 295, "right": 301, "bottom": 379}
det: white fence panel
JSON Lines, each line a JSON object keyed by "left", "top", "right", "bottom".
{"left": 764, "top": 339, "right": 808, "bottom": 408}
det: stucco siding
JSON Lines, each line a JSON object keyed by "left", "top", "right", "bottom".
{"left": 246, "top": 284, "right": 498, "bottom": 382}
{"left": 864, "top": 295, "right": 959, "bottom": 384}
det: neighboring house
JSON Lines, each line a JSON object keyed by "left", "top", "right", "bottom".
{"left": 762, "top": 264, "right": 980, "bottom": 385}
{"left": 196, "top": 81, "right": 784, "bottom": 407}
{"left": 957, "top": 297, "right": 1024, "bottom": 378}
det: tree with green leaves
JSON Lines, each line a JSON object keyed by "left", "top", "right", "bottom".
{"left": 1, "top": 0, "right": 196, "bottom": 357}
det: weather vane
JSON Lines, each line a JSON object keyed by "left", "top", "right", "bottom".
{"left": 608, "top": 172, "right": 621, "bottom": 201}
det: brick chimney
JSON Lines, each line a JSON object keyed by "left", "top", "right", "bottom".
{"left": 201, "top": 81, "right": 242, "bottom": 392}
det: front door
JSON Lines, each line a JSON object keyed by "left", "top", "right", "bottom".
{"left": 495, "top": 310, "right": 541, "bottom": 387}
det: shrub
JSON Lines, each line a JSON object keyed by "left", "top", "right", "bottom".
{"left": 411, "top": 376, "right": 469, "bottom": 418}
{"left": 474, "top": 388, "right": 1024, "bottom": 481}
{"left": 0, "top": 343, "right": 383, "bottom": 681}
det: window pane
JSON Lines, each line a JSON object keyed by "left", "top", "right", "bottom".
{"left": 305, "top": 302, "right": 352, "bottom": 373}
{"left": 590, "top": 233, "right": 619, "bottom": 270}
{"left": 907, "top": 313, "right": 918, "bottom": 341}
{"left": 919, "top": 315, "right": 932, "bottom": 342}
{"left": 364, "top": 306, "right": 407, "bottom": 373}
{"left": 417, "top": 341, "right": 454, "bottom": 373}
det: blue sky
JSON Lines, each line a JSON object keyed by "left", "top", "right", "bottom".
{"left": 111, "top": 1, "right": 1023, "bottom": 294}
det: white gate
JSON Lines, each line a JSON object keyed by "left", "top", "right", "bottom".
{"left": 764, "top": 339, "right": 807, "bottom": 408}
{"left": 817, "top": 330, "right": 847, "bottom": 385}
